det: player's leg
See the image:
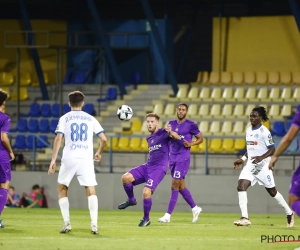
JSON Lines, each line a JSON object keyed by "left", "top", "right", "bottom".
{"left": 0, "top": 162, "right": 11, "bottom": 228}
{"left": 289, "top": 169, "right": 300, "bottom": 218}
{"left": 85, "top": 186, "right": 98, "bottom": 234}
{"left": 138, "top": 186, "right": 152, "bottom": 227}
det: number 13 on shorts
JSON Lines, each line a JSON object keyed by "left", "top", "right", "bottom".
{"left": 173, "top": 171, "right": 181, "bottom": 179}
{"left": 146, "top": 179, "right": 154, "bottom": 187}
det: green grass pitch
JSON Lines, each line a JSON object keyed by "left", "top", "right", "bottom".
{"left": 0, "top": 209, "right": 299, "bottom": 250}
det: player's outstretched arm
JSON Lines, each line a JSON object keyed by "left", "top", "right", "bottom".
{"left": 269, "top": 125, "right": 299, "bottom": 170}
{"left": 184, "top": 133, "right": 203, "bottom": 148}
{"left": 48, "top": 134, "right": 63, "bottom": 174}
{"left": 94, "top": 133, "right": 107, "bottom": 162}
{"left": 233, "top": 153, "right": 248, "bottom": 169}
{"left": 1, "top": 132, "right": 15, "bottom": 161}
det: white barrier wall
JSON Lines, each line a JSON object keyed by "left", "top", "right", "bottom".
{"left": 10, "top": 171, "right": 292, "bottom": 214}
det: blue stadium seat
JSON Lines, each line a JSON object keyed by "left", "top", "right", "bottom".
{"left": 51, "top": 103, "right": 60, "bottom": 117}
{"left": 63, "top": 104, "right": 71, "bottom": 114}
{"left": 41, "top": 104, "right": 51, "bottom": 117}
{"left": 97, "top": 87, "right": 117, "bottom": 102}
{"left": 37, "top": 135, "right": 49, "bottom": 148}
{"left": 21, "top": 103, "right": 40, "bottom": 117}
{"left": 63, "top": 71, "right": 72, "bottom": 84}
{"left": 39, "top": 119, "right": 49, "bottom": 133}
{"left": 26, "top": 135, "right": 36, "bottom": 149}
{"left": 285, "top": 121, "right": 292, "bottom": 134}
{"left": 83, "top": 103, "right": 94, "bottom": 115}
{"left": 28, "top": 119, "right": 39, "bottom": 133}
{"left": 272, "top": 121, "right": 285, "bottom": 136}
{"left": 12, "top": 135, "right": 26, "bottom": 149}
{"left": 74, "top": 72, "right": 85, "bottom": 84}
{"left": 10, "top": 119, "right": 27, "bottom": 132}
{"left": 49, "top": 119, "right": 59, "bottom": 133}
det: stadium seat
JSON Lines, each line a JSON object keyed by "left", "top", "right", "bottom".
{"left": 63, "top": 104, "right": 71, "bottom": 114}
{"left": 129, "top": 138, "right": 141, "bottom": 151}
{"left": 285, "top": 121, "right": 292, "bottom": 133}
{"left": 11, "top": 87, "right": 28, "bottom": 101}
{"left": 221, "top": 72, "right": 232, "bottom": 85}
{"left": 256, "top": 72, "right": 268, "bottom": 85}
{"left": 37, "top": 135, "right": 49, "bottom": 148}
{"left": 199, "top": 121, "right": 210, "bottom": 135}
{"left": 232, "top": 121, "right": 245, "bottom": 136}
{"left": 269, "top": 104, "right": 280, "bottom": 119}
{"left": 49, "top": 119, "right": 59, "bottom": 133}
{"left": 118, "top": 137, "right": 130, "bottom": 151}
{"left": 210, "top": 104, "right": 222, "bottom": 118}
{"left": 220, "top": 121, "right": 233, "bottom": 135}
{"left": 262, "top": 120, "right": 271, "bottom": 130}
{"left": 0, "top": 72, "right": 14, "bottom": 85}
{"left": 51, "top": 103, "right": 60, "bottom": 117}
{"left": 198, "top": 87, "right": 211, "bottom": 102}
{"left": 12, "top": 135, "right": 26, "bottom": 149}
{"left": 269, "top": 87, "right": 281, "bottom": 102}
{"left": 190, "top": 143, "right": 200, "bottom": 153}
{"left": 198, "top": 104, "right": 210, "bottom": 118}
{"left": 281, "top": 72, "right": 292, "bottom": 85}
{"left": 21, "top": 103, "right": 40, "bottom": 117}
{"left": 209, "top": 138, "right": 223, "bottom": 152}
{"left": 164, "top": 103, "right": 176, "bottom": 117}
{"left": 244, "top": 72, "right": 256, "bottom": 85}
{"left": 175, "top": 86, "right": 188, "bottom": 100}
{"left": 20, "top": 72, "right": 32, "bottom": 86}
{"left": 233, "top": 87, "right": 245, "bottom": 102}
{"left": 104, "top": 137, "right": 119, "bottom": 151}
{"left": 74, "top": 72, "right": 85, "bottom": 84}
{"left": 234, "top": 138, "right": 246, "bottom": 151}
{"left": 41, "top": 104, "right": 52, "bottom": 117}
{"left": 280, "top": 104, "right": 292, "bottom": 117}
{"left": 211, "top": 87, "right": 222, "bottom": 101}
{"left": 281, "top": 88, "right": 292, "bottom": 102}
{"left": 187, "top": 104, "right": 198, "bottom": 118}
{"left": 220, "top": 104, "right": 233, "bottom": 118}
{"left": 293, "top": 88, "right": 300, "bottom": 102}
{"left": 186, "top": 87, "right": 199, "bottom": 101}
{"left": 256, "top": 87, "right": 269, "bottom": 102}
{"left": 199, "top": 138, "right": 210, "bottom": 152}
{"left": 293, "top": 72, "right": 300, "bottom": 85}
{"left": 232, "top": 104, "right": 244, "bottom": 118}
{"left": 245, "top": 87, "right": 257, "bottom": 101}
{"left": 208, "top": 72, "right": 220, "bottom": 85}
{"left": 140, "top": 137, "right": 148, "bottom": 152}
{"left": 28, "top": 119, "right": 39, "bottom": 133}
{"left": 272, "top": 121, "right": 285, "bottom": 136}
{"left": 222, "top": 138, "right": 235, "bottom": 152}
{"left": 153, "top": 103, "right": 164, "bottom": 116}
{"left": 191, "top": 71, "right": 209, "bottom": 85}
{"left": 131, "top": 120, "right": 143, "bottom": 134}
{"left": 98, "top": 87, "right": 117, "bottom": 102}
{"left": 39, "top": 119, "right": 49, "bottom": 133}
{"left": 10, "top": 119, "right": 27, "bottom": 132}
{"left": 209, "top": 121, "right": 221, "bottom": 135}
{"left": 268, "top": 71, "right": 280, "bottom": 85}
{"left": 222, "top": 87, "right": 234, "bottom": 102}
{"left": 32, "top": 72, "right": 49, "bottom": 86}
{"left": 244, "top": 104, "right": 256, "bottom": 118}
{"left": 83, "top": 103, "right": 95, "bottom": 115}
{"left": 26, "top": 135, "right": 36, "bottom": 149}
{"left": 232, "top": 72, "right": 244, "bottom": 85}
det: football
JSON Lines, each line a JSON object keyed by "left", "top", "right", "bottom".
{"left": 117, "top": 105, "right": 133, "bottom": 121}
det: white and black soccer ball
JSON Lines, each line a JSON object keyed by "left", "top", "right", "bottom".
{"left": 117, "top": 105, "right": 133, "bottom": 121}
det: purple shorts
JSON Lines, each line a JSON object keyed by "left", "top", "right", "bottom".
{"left": 170, "top": 159, "right": 190, "bottom": 180}
{"left": 289, "top": 166, "right": 300, "bottom": 197}
{"left": 0, "top": 162, "right": 11, "bottom": 183}
{"left": 129, "top": 163, "right": 166, "bottom": 192}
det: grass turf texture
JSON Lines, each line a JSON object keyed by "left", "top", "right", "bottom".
{"left": 0, "top": 209, "right": 299, "bottom": 250}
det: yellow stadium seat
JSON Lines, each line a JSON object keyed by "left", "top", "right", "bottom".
{"left": 232, "top": 104, "right": 244, "bottom": 118}
{"left": 293, "top": 72, "right": 300, "bottom": 85}
{"left": 222, "top": 138, "right": 235, "bottom": 152}
{"left": 140, "top": 137, "right": 148, "bottom": 152}
{"left": 268, "top": 71, "right": 279, "bottom": 85}
{"left": 262, "top": 120, "right": 270, "bottom": 130}
{"left": 0, "top": 87, "right": 10, "bottom": 99}
{"left": 129, "top": 138, "right": 142, "bottom": 151}
{"left": 256, "top": 87, "right": 269, "bottom": 102}
{"left": 198, "top": 104, "right": 210, "bottom": 118}
{"left": 220, "top": 104, "right": 233, "bottom": 118}
{"left": 153, "top": 103, "right": 164, "bottom": 116}
{"left": 0, "top": 72, "right": 14, "bottom": 85}
{"left": 220, "top": 121, "right": 233, "bottom": 135}
{"left": 138, "top": 121, "right": 148, "bottom": 134}
{"left": 209, "top": 121, "right": 221, "bottom": 135}
{"left": 245, "top": 121, "right": 251, "bottom": 129}
{"left": 293, "top": 87, "right": 300, "bottom": 101}
{"left": 269, "top": 104, "right": 280, "bottom": 119}
{"left": 186, "top": 87, "right": 199, "bottom": 100}
{"left": 32, "top": 72, "right": 49, "bottom": 86}
{"left": 221, "top": 72, "right": 232, "bottom": 85}
{"left": 118, "top": 137, "right": 130, "bottom": 151}
{"left": 190, "top": 144, "right": 200, "bottom": 153}
{"left": 199, "top": 138, "right": 210, "bottom": 152}
{"left": 269, "top": 87, "right": 281, "bottom": 102}
{"left": 208, "top": 72, "right": 220, "bottom": 85}
{"left": 232, "top": 72, "right": 244, "bottom": 85}
{"left": 164, "top": 103, "right": 176, "bottom": 117}
{"left": 256, "top": 71, "right": 267, "bottom": 85}
{"left": 209, "top": 138, "right": 223, "bottom": 152}
{"left": 211, "top": 87, "right": 222, "bottom": 101}
{"left": 210, "top": 104, "right": 222, "bottom": 118}
{"left": 199, "top": 87, "right": 211, "bottom": 101}
{"left": 281, "top": 87, "right": 292, "bottom": 102}
{"left": 281, "top": 104, "right": 292, "bottom": 117}
{"left": 280, "top": 72, "right": 292, "bottom": 85}
{"left": 131, "top": 120, "right": 143, "bottom": 134}
{"left": 191, "top": 71, "right": 209, "bottom": 85}
{"left": 244, "top": 104, "right": 256, "bottom": 118}
{"left": 234, "top": 138, "right": 246, "bottom": 151}
{"left": 20, "top": 72, "right": 31, "bottom": 86}
{"left": 234, "top": 87, "right": 245, "bottom": 101}
{"left": 244, "top": 72, "right": 256, "bottom": 85}
{"left": 232, "top": 121, "right": 245, "bottom": 136}
{"left": 199, "top": 121, "right": 210, "bottom": 135}
{"left": 187, "top": 104, "right": 198, "bottom": 118}
{"left": 245, "top": 87, "right": 257, "bottom": 101}
{"left": 175, "top": 86, "right": 188, "bottom": 100}
{"left": 11, "top": 87, "right": 28, "bottom": 101}
{"left": 222, "top": 87, "right": 234, "bottom": 102}
{"left": 104, "top": 137, "right": 119, "bottom": 151}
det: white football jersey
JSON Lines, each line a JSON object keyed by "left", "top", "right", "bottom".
{"left": 245, "top": 124, "right": 274, "bottom": 161}
{"left": 55, "top": 110, "right": 104, "bottom": 160}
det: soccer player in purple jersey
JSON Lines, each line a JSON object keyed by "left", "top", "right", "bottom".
{"left": 158, "top": 103, "right": 203, "bottom": 223}
{"left": 0, "top": 89, "right": 15, "bottom": 228}
{"left": 118, "top": 113, "right": 180, "bottom": 227}
{"left": 269, "top": 110, "right": 300, "bottom": 227}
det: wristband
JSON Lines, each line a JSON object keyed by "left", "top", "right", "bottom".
{"left": 241, "top": 156, "right": 247, "bottom": 162}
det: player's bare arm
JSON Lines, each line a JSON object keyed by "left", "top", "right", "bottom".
{"left": 1, "top": 132, "right": 15, "bottom": 161}
{"left": 48, "top": 133, "right": 63, "bottom": 174}
{"left": 251, "top": 145, "right": 275, "bottom": 164}
{"left": 269, "top": 125, "right": 299, "bottom": 170}
{"left": 233, "top": 152, "right": 248, "bottom": 169}
{"left": 183, "top": 133, "right": 203, "bottom": 148}
{"left": 94, "top": 133, "right": 107, "bottom": 162}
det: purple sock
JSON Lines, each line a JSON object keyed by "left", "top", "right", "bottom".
{"left": 180, "top": 188, "right": 196, "bottom": 209}
{"left": 291, "top": 201, "right": 300, "bottom": 217}
{"left": 123, "top": 183, "right": 136, "bottom": 203}
{"left": 0, "top": 188, "right": 8, "bottom": 215}
{"left": 167, "top": 190, "right": 179, "bottom": 214}
{"left": 143, "top": 197, "right": 152, "bottom": 221}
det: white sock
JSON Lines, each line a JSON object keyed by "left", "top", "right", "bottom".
{"left": 192, "top": 206, "right": 198, "bottom": 213}
{"left": 274, "top": 192, "right": 292, "bottom": 215}
{"left": 238, "top": 191, "right": 248, "bottom": 218}
{"left": 88, "top": 195, "right": 98, "bottom": 226}
{"left": 58, "top": 197, "right": 70, "bottom": 224}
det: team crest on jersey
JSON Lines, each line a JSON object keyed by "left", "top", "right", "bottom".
{"left": 254, "top": 134, "right": 259, "bottom": 138}
{"left": 151, "top": 139, "right": 154, "bottom": 144}
{"left": 268, "top": 134, "right": 272, "bottom": 139}
{"left": 175, "top": 128, "right": 178, "bottom": 132}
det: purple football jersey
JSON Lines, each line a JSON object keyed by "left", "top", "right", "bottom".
{"left": 146, "top": 128, "right": 170, "bottom": 171}
{"left": 168, "top": 119, "right": 200, "bottom": 161}
{"left": 0, "top": 111, "right": 11, "bottom": 163}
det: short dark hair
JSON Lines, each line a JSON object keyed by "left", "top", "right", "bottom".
{"left": 68, "top": 91, "right": 84, "bottom": 107}
{"left": 146, "top": 113, "right": 160, "bottom": 121}
{"left": 0, "top": 89, "right": 8, "bottom": 106}
{"left": 32, "top": 184, "right": 40, "bottom": 190}
{"left": 9, "top": 186, "right": 15, "bottom": 191}
{"left": 177, "top": 103, "right": 188, "bottom": 110}
{"left": 252, "top": 106, "right": 269, "bottom": 122}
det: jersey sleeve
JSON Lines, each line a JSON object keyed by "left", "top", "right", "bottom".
{"left": 292, "top": 111, "right": 300, "bottom": 128}
{"left": 190, "top": 121, "right": 200, "bottom": 136}
{"left": 263, "top": 128, "right": 274, "bottom": 148}
{"left": 0, "top": 117, "right": 10, "bottom": 133}
{"left": 93, "top": 117, "right": 104, "bottom": 135}
{"left": 55, "top": 117, "right": 65, "bottom": 135}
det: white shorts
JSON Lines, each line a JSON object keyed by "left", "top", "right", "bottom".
{"left": 238, "top": 160, "right": 275, "bottom": 188}
{"left": 58, "top": 158, "right": 97, "bottom": 187}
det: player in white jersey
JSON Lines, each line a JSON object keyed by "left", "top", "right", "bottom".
{"left": 233, "top": 107, "right": 293, "bottom": 227}
{"left": 48, "top": 91, "right": 107, "bottom": 234}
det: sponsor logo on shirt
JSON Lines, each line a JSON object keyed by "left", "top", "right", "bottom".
{"left": 247, "top": 141, "right": 258, "bottom": 145}
{"left": 149, "top": 144, "right": 162, "bottom": 152}
{"left": 254, "top": 134, "right": 259, "bottom": 138}
{"left": 70, "top": 144, "right": 88, "bottom": 150}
